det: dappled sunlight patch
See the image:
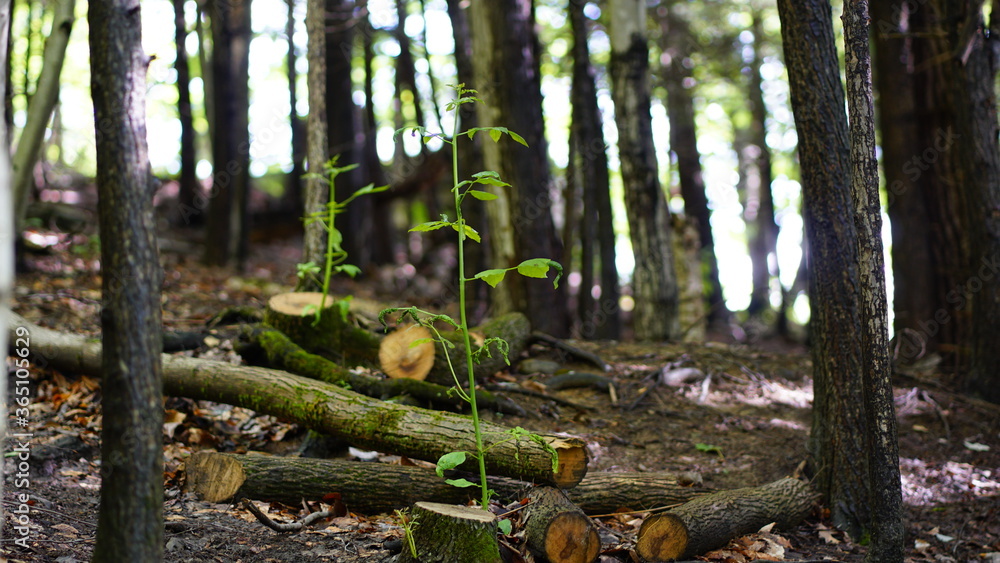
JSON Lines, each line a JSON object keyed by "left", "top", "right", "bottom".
{"left": 900, "top": 458, "right": 1000, "bottom": 505}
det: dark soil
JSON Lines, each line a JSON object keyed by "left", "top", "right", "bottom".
{"left": 4, "top": 235, "right": 999, "bottom": 562}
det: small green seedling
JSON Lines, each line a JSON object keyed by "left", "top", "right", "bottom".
{"left": 382, "top": 84, "right": 561, "bottom": 509}
{"left": 297, "top": 156, "right": 387, "bottom": 325}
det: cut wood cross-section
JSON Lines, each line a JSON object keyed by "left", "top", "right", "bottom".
{"left": 379, "top": 323, "right": 435, "bottom": 380}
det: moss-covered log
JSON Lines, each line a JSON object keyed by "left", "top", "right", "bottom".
{"left": 182, "top": 452, "right": 706, "bottom": 515}
{"left": 263, "top": 292, "right": 381, "bottom": 367}
{"left": 522, "top": 486, "right": 600, "bottom": 563}
{"left": 397, "top": 502, "right": 501, "bottom": 563}
{"left": 9, "top": 314, "right": 587, "bottom": 488}
{"left": 635, "top": 477, "right": 817, "bottom": 561}
{"left": 236, "top": 324, "right": 526, "bottom": 415}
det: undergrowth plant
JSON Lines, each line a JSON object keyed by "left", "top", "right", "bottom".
{"left": 297, "top": 156, "right": 387, "bottom": 325}
{"left": 381, "top": 84, "right": 561, "bottom": 512}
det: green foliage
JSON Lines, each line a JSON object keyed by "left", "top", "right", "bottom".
{"left": 296, "top": 156, "right": 387, "bottom": 326}
{"left": 395, "top": 509, "right": 419, "bottom": 558}
{"left": 382, "top": 84, "right": 562, "bottom": 510}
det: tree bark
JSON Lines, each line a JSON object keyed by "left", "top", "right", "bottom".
{"left": 9, "top": 314, "right": 588, "bottom": 489}
{"left": 285, "top": 0, "right": 304, "bottom": 213}
{"left": 635, "top": 478, "right": 816, "bottom": 562}
{"left": 745, "top": 10, "right": 780, "bottom": 319}
{"left": 183, "top": 452, "right": 706, "bottom": 515}
{"left": 397, "top": 502, "right": 501, "bottom": 563}
{"left": 569, "top": 0, "right": 620, "bottom": 340}
{"left": 302, "top": 0, "right": 330, "bottom": 288}
{"left": 871, "top": 0, "right": 936, "bottom": 361}
{"left": 174, "top": 0, "right": 200, "bottom": 225}
{"left": 776, "top": 0, "right": 869, "bottom": 538}
{"left": 608, "top": 0, "right": 680, "bottom": 341}
{"left": 203, "top": 0, "right": 251, "bottom": 267}
{"left": 658, "top": 0, "right": 726, "bottom": 325}
{"left": 88, "top": 1, "right": 164, "bottom": 558}
{"left": 843, "top": 2, "right": 904, "bottom": 560}
{"left": 468, "top": 0, "right": 568, "bottom": 337}
{"left": 12, "top": 0, "right": 74, "bottom": 233}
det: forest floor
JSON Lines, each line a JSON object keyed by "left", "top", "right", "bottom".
{"left": 4, "top": 231, "right": 1000, "bottom": 562}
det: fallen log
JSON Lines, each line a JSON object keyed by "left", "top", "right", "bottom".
{"left": 635, "top": 477, "right": 817, "bottom": 562}
{"left": 9, "top": 314, "right": 588, "bottom": 488}
{"left": 522, "top": 486, "right": 600, "bottom": 563}
{"left": 182, "top": 452, "right": 707, "bottom": 515}
{"left": 236, "top": 324, "right": 527, "bottom": 415}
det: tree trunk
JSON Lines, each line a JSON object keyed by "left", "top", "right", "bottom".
{"left": 285, "top": 0, "right": 305, "bottom": 213}
{"left": 608, "top": 0, "right": 680, "bottom": 341}
{"left": 10, "top": 313, "right": 589, "bottom": 489}
{"left": 173, "top": 0, "right": 200, "bottom": 226}
{"left": 302, "top": 0, "right": 330, "bottom": 287}
{"left": 569, "top": 0, "right": 620, "bottom": 340}
{"left": 397, "top": 502, "right": 501, "bottom": 563}
{"left": 183, "top": 452, "right": 707, "bottom": 515}
{"left": 522, "top": 486, "right": 600, "bottom": 563}
{"left": 326, "top": 0, "right": 371, "bottom": 270}
{"left": 635, "top": 478, "right": 816, "bottom": 562}
{"left": 88, "top": 1, "right": 164, "bottom": 559}
{"left": 658, "top": 0, "right": 726, "bottom": 325}
{"left": 871, "top": 0, "right": 936, "bottom": 361}
{"left": 203, "top": 0, "right": 251, "bottom": 267}
{"left": 776, "top": 0, "right": 869, "bottom": 538}
{"left": 745, "top": 10, "right": 779, "bottom": 319}
{"left": 843, "top": 2, "right": 904, "bottom": 560}
{"left": 468, "top": 0, "right": 568, "bottom": 337}
{"left": 12, "top": 0, "right": 74, "bottom": 233}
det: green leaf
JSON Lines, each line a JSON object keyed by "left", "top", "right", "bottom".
{"left": 516, "top": 258, "right": 553, "bottom": 278}
{"left": 436, "top": 451, "right": 467, "bottom": 476}
{"left": 489, "top": 128, "right": 502, "bottom": 143}
{"left": 467, "top": 190, "right": 498, "bottom": 201}
{"left": 334, "top": 264, "right": 362, "bottom": 278}
{"left": 444, "top": 478, "right": 477, "bottom": 488}
{"left": 695, "top": 443, "right": 723, "bottom": 457}
{"left": 498, "top": 519, "right": 512, "bottom": 535}
{"left": 452, "top": 223, "right": 481, "bottom": 243}
{"left": 473, "top": 269, "right": 508, "bottom": 288}
{"left": 508, "top": 131, "right": 528, "bottom": 146}
{"left": 410, "top": 220, "right": 451, "bottom": 233}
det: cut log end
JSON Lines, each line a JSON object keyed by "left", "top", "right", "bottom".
{"left": 636, "top": 513, "right": 689, "bottom": 562}
{"left": 549, "top": 436, "right": 590, "bottom": 488}
{"left": 544, "top": 513, "right": 601, "bottom": 563}
{"left": 184, "top": 451, "right": 248, "bottom": 504}
{"left": 379, "top": 324, "right": 435, "bottom": 380}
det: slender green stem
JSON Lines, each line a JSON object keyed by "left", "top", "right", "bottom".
{"left": 452, "top": 108, "right": 489, "bottom": 509}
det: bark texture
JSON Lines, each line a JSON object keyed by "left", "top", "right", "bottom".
{"left": 204, "top": 0, "right": 251, "bottom": 267}
{"left": 843, "top": 2, "right": 904, "bottom": 559}
{"left": 302, "top": 0, "right": 330, "bottom": 285}
{"left": 659, "top": 1, "right": 726, "bottom": 325}
{"left": 88, "top": 1, "right": 164, "bottom": 559}
{"left": 569, "top": 0, "right": 620, "bottom": 340}
{"left": 397, "top": 502, "right": 501, "bottom": 563}
{"left": 174, "top": 0, "right": 199, "bottom": 224}
{"left": 776, "top": 0, "right": 868, "bottom": 537}
{"left": 609, "top": 0, "right": 679, "bottom": 341}
{"left": 468, "top": 0, "right": 567, "bottom": 337}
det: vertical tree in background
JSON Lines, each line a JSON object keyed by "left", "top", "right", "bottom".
{"left": 89, "top": 0, "right": 164, "bottom": 559}
{"left": 568, "top": 0, "right": 620, "bottom": 340}
{"left": 204, "top": 0, "right": 251, "bottom": 267}
{"left": 915, "top": 1, "right": 1000, "bottom": 401}
{"left": 843, "top": 1, "right": 903, "bottom": 559}
{"left": 302, "top": 0, "right": 330, "bottom": 285}
{"left": 871, "top": 1, "right": 935, "bottom": 359}
{"left": 658, "top": 0, "right": 726, "bottom": 325}
{"left": 468, "top": 0, "right": 567, "bottom": 336}
{"left": 285, "top": 0, "right": 305, "bottom": 213}
{"left": 609, "top": 0, "right": 679, "bottom": 340}
{"left": 744, "top": 9, "right": 780, "bottom": 318}
{"left": 174, "top": 0, "right": 200, "bottom": 223}
{"left": 776, "top": 0, "right": 869, "bottom": 537}
{"left": 326, "top": 0, "right": 371, "bottom": 269}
